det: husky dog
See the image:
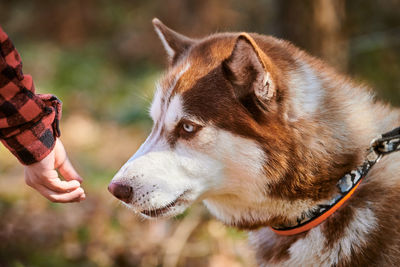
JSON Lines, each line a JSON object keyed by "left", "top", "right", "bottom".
{"left": 109, "top": 18, "right": 400, "bottom": 266}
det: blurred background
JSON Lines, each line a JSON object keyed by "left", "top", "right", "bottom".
{"left": 0, "top": 0, "right": 399, "bottom": 266}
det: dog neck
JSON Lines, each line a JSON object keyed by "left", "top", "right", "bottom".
{"left": 204, "top": 54, "right": 389, "bottom": 231}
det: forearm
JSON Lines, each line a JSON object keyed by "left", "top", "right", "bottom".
{"left": 0, "top": 26, "right": 61, "bottom": 165}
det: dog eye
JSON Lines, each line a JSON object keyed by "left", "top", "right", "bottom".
{"left": 182, "top": 123, "right": 195, "bottom": 133}
{"left": 178, "top": 120, "right": 202, "bottom": 138}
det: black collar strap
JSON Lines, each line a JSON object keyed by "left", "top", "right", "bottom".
{"left": 271, "top": 126, "right": 400, "bottom": 236}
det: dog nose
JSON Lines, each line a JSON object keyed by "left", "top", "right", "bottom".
{"left": 108, "top": 182, "right": 133, "bottom": 203}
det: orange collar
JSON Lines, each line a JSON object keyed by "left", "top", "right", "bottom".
{"left": 270, "top": 125, "right": 400, "bottom": 236}
{"left": 271, "top": 178, "right": 363, "bottom": 236}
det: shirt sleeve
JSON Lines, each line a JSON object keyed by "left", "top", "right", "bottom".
{"left": 0, "top": 26, "right": 62, "bottom": 165}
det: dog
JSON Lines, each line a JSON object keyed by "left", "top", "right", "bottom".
{"left": 108, "top": 18, "right": 400, "bottom": 266}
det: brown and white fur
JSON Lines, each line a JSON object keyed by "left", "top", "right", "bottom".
{"left": 109, "top": 18, "right": 400, "bottom": 266}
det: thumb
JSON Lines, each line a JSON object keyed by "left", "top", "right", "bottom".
{"left": 54, "top": 139, "right": 83, "bottom": 183}
{"left": 58, "top": 157, "right": 83, "bottom": 183}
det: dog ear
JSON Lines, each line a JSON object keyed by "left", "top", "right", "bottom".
{"left": 152, "top": 18, "right": 195, "bottom": 65}
{"left": 222, "top": 33, "right": 275, "bottom": 105}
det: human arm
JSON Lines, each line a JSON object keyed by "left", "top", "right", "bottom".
{"left": 0, "top": 26, "right": 85, "bottom": 202}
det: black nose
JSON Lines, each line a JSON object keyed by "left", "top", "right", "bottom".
{"left": 108, "top": 182, "right": 133, "bottom": 203}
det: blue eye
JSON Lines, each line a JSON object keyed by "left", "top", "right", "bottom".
{"left": 183, "top": 123, "right": 194, "bottom": 133}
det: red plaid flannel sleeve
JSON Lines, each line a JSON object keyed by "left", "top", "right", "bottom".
{"left": 0, "top": 26, "right": 62, "bottom": 165}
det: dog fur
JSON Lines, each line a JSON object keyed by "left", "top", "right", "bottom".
{"left": 109, "top": 19, "right": 400, "bottom": 266}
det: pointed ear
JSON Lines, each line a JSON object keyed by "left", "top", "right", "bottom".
{"left": 222, "top": 33, "right": 275, "bottom": 104}
{"left": 152, "top": 18, "right": 195, "bottom": 65}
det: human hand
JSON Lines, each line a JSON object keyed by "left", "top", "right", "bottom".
{"left": 24, "top": 138, "right": 86, "bottom": 203}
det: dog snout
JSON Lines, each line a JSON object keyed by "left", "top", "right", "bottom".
{"left": 108, "top": 182, "right": 133, "bottom": 203}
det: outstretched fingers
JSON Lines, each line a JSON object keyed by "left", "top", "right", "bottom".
{"left": 24, "top": 139, "right": 86, "bottom": 203}
{"left": 31, "top": 182, "right": 85, "bottom": 203}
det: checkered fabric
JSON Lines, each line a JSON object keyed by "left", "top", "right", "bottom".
{"left": 0, "top": 26, "right": 62, "bottom": 165}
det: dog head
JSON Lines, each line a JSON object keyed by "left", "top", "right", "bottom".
{"left": 108, "top": 19, "right": 355, "bottom": 228}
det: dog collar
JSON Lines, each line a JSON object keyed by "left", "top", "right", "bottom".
{"left": 271, "top": 126, "right": 400, "bottom": 236}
